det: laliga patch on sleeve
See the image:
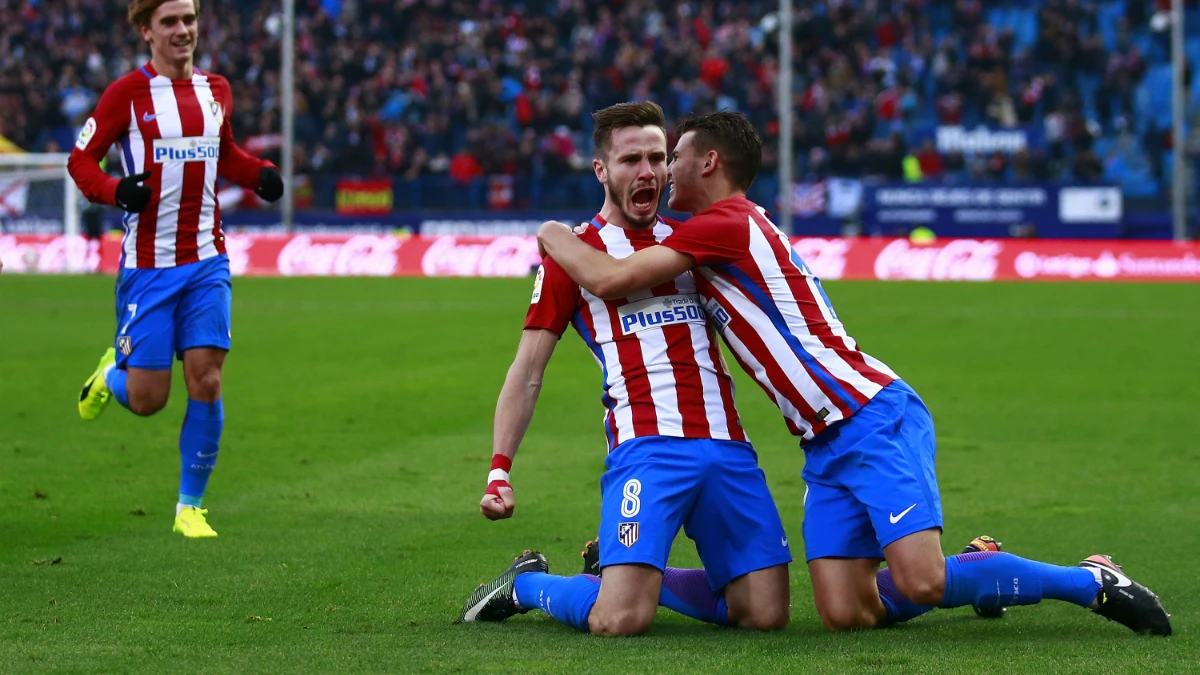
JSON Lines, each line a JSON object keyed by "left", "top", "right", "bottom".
{"left": 75, "top": 117, "right": 97, "bottom": 151}
{"left": 530, "top": 265, "right": 545, "bottom": 304}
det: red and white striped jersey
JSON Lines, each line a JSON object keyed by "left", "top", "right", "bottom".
{"left": 660, "top": 196, "right": 898, "bottom": 442}
{"left": 67, "top": 62, "right": 270, "bottom": 269}
{"left": 525, "top": 215, "right": 747, "bottom": 452}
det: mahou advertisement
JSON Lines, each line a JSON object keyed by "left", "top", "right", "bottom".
{"left": 2, "top": 234, "right": 1198, "bottom": 282}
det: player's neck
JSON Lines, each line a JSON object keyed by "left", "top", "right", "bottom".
{"left": 151, "top": 55, "right": 193, "bottom": 81}
{"left": 690, "top": 186, "right": 745, "bottom": 215}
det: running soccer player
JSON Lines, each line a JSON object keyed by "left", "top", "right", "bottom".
{"left": 538, "top": 111, "right": 1171, "bottom": 636}
{"left": 458, "top": 102, "right": 791, "bottom": 636}
{"left": 69, "top": 0, "right": 283, "bottom": 538}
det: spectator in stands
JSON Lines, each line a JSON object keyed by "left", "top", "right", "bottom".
{"left": 1, "top": 0, "right": 1194, "bottom": 206}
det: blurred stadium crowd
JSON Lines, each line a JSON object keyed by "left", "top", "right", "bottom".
{"left": 2, "top": 0, "right": 1199, "bottom": 201}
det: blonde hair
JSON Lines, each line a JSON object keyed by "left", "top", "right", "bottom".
{"left": 128, "top": 0, "right": 200, "bottom": 28}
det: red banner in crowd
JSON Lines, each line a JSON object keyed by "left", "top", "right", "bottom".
{"left": 334, "top": 179, "right": 394, "bottom": 215}
{"left": 3, "top": 234, "right": 1198, "bottom": 282}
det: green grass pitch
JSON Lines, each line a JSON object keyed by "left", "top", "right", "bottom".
{"left": 2, "top": 275, "right": 1198, "bottom": 673}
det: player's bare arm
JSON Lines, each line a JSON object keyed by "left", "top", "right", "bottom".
{"left": 480, "top": 328, "right": 559, "bottom": 520}
{"left": 537, "top": 221, "right": 693, "bottom": 299}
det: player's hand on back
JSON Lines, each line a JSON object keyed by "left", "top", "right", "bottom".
{"left": 255, "top": 166, "right": 284, "bottom": 202}
{"left": 115, "top": 171, "right": 152, "bottom": 213}
{"left": 480, "top": 482, "right": 515, "bottom": 520}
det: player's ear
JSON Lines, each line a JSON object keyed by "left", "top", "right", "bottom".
{"left": 700, "top": 150, "right": 720, "bottom": 178}
{"left": 593, "top": 158, "right": 606, "bottom": 184}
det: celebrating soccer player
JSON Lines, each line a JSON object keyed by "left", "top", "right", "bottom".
{"left": 68, "top": 0, "right": 284, "bottom": 538}
{"left": 458, "top": 102, "right": 791, "bottom": 636}
{"left": 538, "top": 110, "right": 1171, "bottom": 636}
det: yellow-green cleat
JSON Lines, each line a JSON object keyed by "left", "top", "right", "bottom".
{"left": 173, "top": 506, "right": 218, "bottom": 538}
{"left": 78, "top": 347, "right": 116, "bottom": 421}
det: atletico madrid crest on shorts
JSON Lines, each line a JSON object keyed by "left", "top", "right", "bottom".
{"left": 618, "top": 522, "right": 639, "bottom": 547}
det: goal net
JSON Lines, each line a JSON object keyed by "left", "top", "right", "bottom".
{"left": 0, "top": 152, "right": 95, "bottom": 273}
{"left": 0, "top": 152, "right": 80, "bottom": 236}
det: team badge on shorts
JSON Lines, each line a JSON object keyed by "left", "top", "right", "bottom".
{"left": 617, "top": 522, "right": 639, "bottom": 547}
{"left": 117, "top": 336, "right": 133, "bottom": 356}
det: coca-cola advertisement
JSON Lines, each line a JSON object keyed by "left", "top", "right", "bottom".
{"left": 3, "top": 234, "right": 1197, "bottom": 282}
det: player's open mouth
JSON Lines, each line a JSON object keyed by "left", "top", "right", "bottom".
{"left": 631, "top": 187, "right": 656, "bottom": 212}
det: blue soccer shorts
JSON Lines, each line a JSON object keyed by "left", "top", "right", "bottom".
{"left": 801, "top": 380, "right": 943, "bottom": 561}
{"left": 113, "top": 254, "right": 232, "bottom": 371}
{"left": 597, "top": 436, "right": 792, "bottom": 591}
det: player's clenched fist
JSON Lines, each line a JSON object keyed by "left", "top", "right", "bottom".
{"left": 480, "top": 482, "right": 515, "bottom": 520}
{"left": 480, "top": 454, "right": 515, "bottom": 520}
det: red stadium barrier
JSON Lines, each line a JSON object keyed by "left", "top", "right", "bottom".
{"left": 3, "top": 234, "right": 1198, "bottom": 282}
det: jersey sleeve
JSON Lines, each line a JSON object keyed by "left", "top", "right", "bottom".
{"left": 66, "top": 80, "right": 131, "bottom": 206}
{"left": 213, "top": 76, "right": 271, "bottom": 188}
{"left": 524, "top": 257, "right": 579, "bottom": 336}
{"left": 659, "top": 211, "right": 749, "bottom": 266}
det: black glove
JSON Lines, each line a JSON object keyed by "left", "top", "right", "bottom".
{"left": 255, "top": 166, "right": 284, "bottom": 202}
{"left": 114, "top": 171, "right": 152, "bottom": 213}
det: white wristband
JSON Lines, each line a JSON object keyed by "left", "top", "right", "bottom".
{"left": 488, "top": 468, "right": 511, "bottom": 484}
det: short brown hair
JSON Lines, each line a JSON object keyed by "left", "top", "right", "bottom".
{"left": 129, "top": 0, "right": 199, "bottom": 28}
{"left": 592, "top": 101, "right": 666, "bottom": 160}
{"left": 677, "top": 111, "right": 762, "bottom": 191}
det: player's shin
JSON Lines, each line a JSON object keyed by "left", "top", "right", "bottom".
{"left": 659, "top": 568, "right": 729, "bottom": 626}
{"left": 941, "top": 551, "right": 1101, "bottom": 611}
{"left": 513, "top": 573, "right": 601, "bottom": 632}
{"left": 105, "top": 366, "right": 130, "bottom": 409}
{"left": 178, "top": 398, "right": 224, "bottom": 509}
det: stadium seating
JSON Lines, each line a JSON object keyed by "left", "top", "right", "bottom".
{"left": 0, "top": 0, "right": 1196, "bottom": 208}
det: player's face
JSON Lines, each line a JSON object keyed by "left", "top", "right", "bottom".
{"left": 667, "top": 131, "right": 703, "bottom": 213}
{"left": 143, "top": 0, "right": 198, "bottom": 65}
{"left": 596, "top": 125, "right": 667, "bottom": 228}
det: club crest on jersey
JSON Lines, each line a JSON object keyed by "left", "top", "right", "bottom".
{"left": 617, "top": 522, "right": 639, "bottom": 548}
{"left": 117, "top": 336, "right": 133, "bottom": 356}
{"left": 207, "top": 100, "right": 224, "bottom": 127}
{"left": 616, "top": 294, "right": 705, "bottom": 336}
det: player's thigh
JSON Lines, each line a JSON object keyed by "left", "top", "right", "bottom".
{"left": 588, "top": 563, "right": 662, "bottom": 636}
{"left": 723, "top": 564, "right": 790, "bottom": 630}
{"left": 597, "top": 437, "right": 701, "bottom": 573}
{"left": 683, "top": 440, "right": 791, "bottom": 592}
{"left": 808, "top": 557, "right": 887, "bottom": 631}
{"left": 175, "top": 255, "right": 232, "bottom": 358}
{"left": 844, "top": 382, "right": 944, "bottom": 552}
{"left": 114, "top": 267, "right": 183, "bottom": 372}
{"left": 802, "top": 478, "right": 883, "bottom": 562}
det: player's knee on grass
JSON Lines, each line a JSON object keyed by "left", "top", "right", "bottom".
{"left": 809, "top": 558, "right": 888, "bottom": 631}
{"left": 587, "top": 564, "right": 660, "bottom": 637}
{"left": 125, "top": 368, "right": 171, "bottom": 416}
{"left": 724, "top": 565, "right": 790, "bottom": 631}
{"left": 588, "top": 603, "right": 656, "bottom": 637}
{"left": 816, "top": 601, "right": 882, "bottom": 632}
{"left": 883, "top": 530, "right": 947, "bottom": 606}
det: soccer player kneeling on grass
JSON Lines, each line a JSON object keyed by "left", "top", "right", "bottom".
{"left": 539, "top": 110, "right": 1171, "bottom": 636}
{"left": 458, "top": 102, "right": 791, "bottom": 636}
{"left": 69, "top": 0, "right": 283, "bottom": 538}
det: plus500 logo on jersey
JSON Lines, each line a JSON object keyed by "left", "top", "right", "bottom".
{"left": 152, "top": 137, "right": 220, "bottom": 163}
{"left": 617, "top": 294, "right": 706, "bottom": 336}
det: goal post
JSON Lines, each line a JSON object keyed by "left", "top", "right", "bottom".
{"left": 0, "top": 152, "right": 80, "bottom": 237}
